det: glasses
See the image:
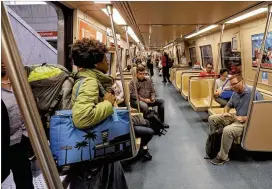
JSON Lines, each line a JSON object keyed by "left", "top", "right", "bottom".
{"left": 230, "top": 80, "right": 242, "bottom": 87}
{"left": 138, "top": 72, "right": 145, "bottom": 75}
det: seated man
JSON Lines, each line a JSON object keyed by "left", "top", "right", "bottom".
{"left": 209, "top": 74, "right": 264, "bottom": 165}
{"left": 199, "top": 62, "right": 215, "bottom": 77}
{"left": 129, "top": 66, "right": 168, "bottom": 126}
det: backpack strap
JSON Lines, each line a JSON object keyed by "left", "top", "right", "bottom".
{"left": 75, "top": 78, "right": 85, "bottom": 98}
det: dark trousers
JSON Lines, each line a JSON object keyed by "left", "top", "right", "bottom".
{"left": 215, "top": 97, "right": 228, "bottom": 107}
{"left": 162, "top": 67, "right": 170, "bottom": 81}
{"left": 134, "top": 125, "right": 154, "bottom": 147}
{"left": 148, "top": 64, "right": 154, "bottom": 77}
{"left": 69, "top": 161, "right": 128, "bottom": 189}
{"left": 10, "top": 136, "right": 34, "bottom": 189}
{"left": 131, "top": 99, "right": 165, "bottom": 122}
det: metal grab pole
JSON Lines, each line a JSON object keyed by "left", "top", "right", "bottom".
{"left": 1, "top": 3, "right": 64, "bottom": 189}
{"left": 209, "top": 24, "right": 225, "bottom": 108}
{"left": 106, "top": 4, "right": 137, "bottom": 157}
{"left": 244, "top": 5, "right": 272, "bottom": 135}
{"left": 124, "top": 26, "right": 141, "bottom": 113}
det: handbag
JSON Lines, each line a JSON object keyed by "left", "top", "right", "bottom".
{"left": 219, "top": 79, "right": 233, "bottom": 100}
{"left": 49, "top": 79, "right": 133, "bottom": 167}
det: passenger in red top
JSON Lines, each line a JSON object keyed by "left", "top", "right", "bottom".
{"left": 199, "top": 63, "right": 215, "bottom": 77}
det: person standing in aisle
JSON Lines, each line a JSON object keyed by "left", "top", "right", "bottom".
{"left": 147, "top": 54, "right": 154, "bottom": 77}
{"left": 162, "top": 52, "right": 170, "bottom": 82}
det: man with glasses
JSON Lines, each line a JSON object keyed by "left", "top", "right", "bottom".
{"left": 129, "top": 66, "right": 167, "bottom": 125}
{"left": 199, "top": 62, "right": 215, "bottom": 77}
{"left": 208, "top": 74, "right": 263, "bottom": 165}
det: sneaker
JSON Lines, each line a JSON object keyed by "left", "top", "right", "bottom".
{"left": 211, "top": 156, "right": 229, "bottom": 165}
{"left": 162, "top": 80, "right": 167, "bottom": 83}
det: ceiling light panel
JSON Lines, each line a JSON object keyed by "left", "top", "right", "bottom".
{"left": 226, "top": 8, "right": 267, "bottom": 24}
{"left": 102, "top": 8, "right": 127, "bottom": 25}
{"left": 185, "top": 25, "right": 218, "bottom": 39}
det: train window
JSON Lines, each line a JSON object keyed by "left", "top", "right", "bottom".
{"left": 221, "top": 42, "right": 242, "bottom": 74}
{"left": 106, "top": 52, "right": 113, "bottom": 75}
{"left": 252, "top": 32, "right": 272, "bottom": 70}
{"left": 189, "top": 47, "right": 197, "bottom": 66}
{"left": 200, "top": 45, "right": 213, "bottom": 68}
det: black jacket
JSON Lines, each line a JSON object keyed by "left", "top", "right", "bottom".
{"left": 1, "top": 100, "right": 10, "bottom": 182}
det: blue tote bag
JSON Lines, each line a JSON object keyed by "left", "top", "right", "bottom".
{"left": 219, "top": 79, "right": 233, "bottom": 100}
{"left": 49, "top": 79, "right": 133, "bottom": 166}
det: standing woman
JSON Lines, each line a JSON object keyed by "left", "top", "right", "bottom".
{"left": 1, "top": 62, "right": 34, "bottom": 189}
{"left": 69, "top": 38, "right": 128, "bottom": 189}
{"left": 162, "top": 52, "right": 170, "bottom": 82}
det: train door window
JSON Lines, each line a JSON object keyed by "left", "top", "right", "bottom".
{"left": 200, "top": 45, "right": 213, "bottom": 68}
{"left": 176, "top": 46, "right": 180, "bottom": 63}
{"left": 106, "top": 52, "right": 113, "bottom": 75}
{"left": 221, "top": 42, "right": 242, "bottom": 74}
{"left": 6, "top": 1, "right": 59, "bottom": 65}
{"left": 125, "top": 49, "right": 129, "bottom": 67}
{"left": 189, "top": 47, "right": 197, "bottom": 65}
{"left": 116, "top": 48, "right": 123, "bottom": 73}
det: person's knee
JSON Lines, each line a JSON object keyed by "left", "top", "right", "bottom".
{"left": 147, "top": 128, "right": 155, "bottom": 136}
{"left": 208, "top": 115, "right": 217, "bottom": 124}
{"left": 140, "top": 102, "right": 148, "bottom": 113}
{"left": 157, "top": 99, "right": 164, "bottom": 106}
{"left": 223, "top": 126, "right": 235, "bottom": 138}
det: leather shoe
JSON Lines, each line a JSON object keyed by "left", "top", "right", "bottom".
{"left": 163, "top": 123, "right": 169, "bottom": 128}
{"left": 141, "top": 149, "right": 152, "bottom": 161}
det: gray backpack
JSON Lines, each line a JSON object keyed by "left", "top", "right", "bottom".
{"left": 25, "top": 64, "right": 76, "bottom": 136}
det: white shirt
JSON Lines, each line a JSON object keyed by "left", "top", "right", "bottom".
{"left": 215, "top": 78, "right": 231, "bottom": 91}
{"left": 112, "top": 80, "right": 124, "bottom": 101}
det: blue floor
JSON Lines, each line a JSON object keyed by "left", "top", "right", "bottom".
{"left": 124, "top": 70, "right": 272, "bottom": 189}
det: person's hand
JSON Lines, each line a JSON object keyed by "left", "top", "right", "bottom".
{"left": 214, "top": 90, "right": 222, "bottom": 97}
{"left": 236, "top": 116, "right": 247, "bottom": 123}
{"left": 223, "top": 113, "right": 232, "bottom": 117}
{"left": 104, "top": 92, "right": 116, "bottom": 105}
{"left": 145, "top": 99, "right": 152, "bottom": 104}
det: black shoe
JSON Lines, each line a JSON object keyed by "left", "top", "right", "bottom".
{"left": 162, "top": 80, "right": 167, "bottom": 82}
{"left": 141, "top": 149, "right": 152, "bottom": 162}
{"left": 163, "top": 123, "right": 169, "bottom": 129}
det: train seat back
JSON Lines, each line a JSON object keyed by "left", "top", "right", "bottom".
{"left": 189, "top": 78, "right": 220, "bottom": 111}
{"left": 180, "top": 73, "right": 200, "bottom": 99}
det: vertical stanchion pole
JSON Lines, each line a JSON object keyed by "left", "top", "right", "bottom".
{"left": 125, "top": 26, "right": 141, "bottom": 113}
{"left": 1, "top": 3, "right": 64, "bottom": 189}
{"left": 106, "top": 4, "right": 137, "bottom": 157}
{"left": 209, "top": 24, "right": 225, "bottom": 108}
{"left": 243, "top": 5, "right": 272, "bottom": 136}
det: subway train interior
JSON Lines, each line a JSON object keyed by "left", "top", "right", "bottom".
{"left": 1, "top": 1, "right": 272, "bottom": 189}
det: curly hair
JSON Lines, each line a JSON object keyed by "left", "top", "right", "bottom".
{"left": 70, "top": 38, "right": 108, "bottom": 69}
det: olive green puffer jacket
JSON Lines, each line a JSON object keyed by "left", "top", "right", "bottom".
{"left": 72, "top": 69, "right": 114, "bottom": 129}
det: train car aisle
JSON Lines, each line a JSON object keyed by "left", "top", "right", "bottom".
{"left": 124, "top": 69, "right": 272, "bottom": 189}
